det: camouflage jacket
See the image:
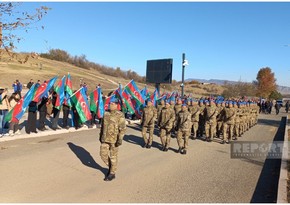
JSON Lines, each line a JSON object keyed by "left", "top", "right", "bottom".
{"left": 224, "top": 107, "right": 236, "bottom": 124}
{"left": 189, "top": 105, "right": 200, "bottom": 122}
{"left": 158, "top": 107, "right": 175, "bottom": 130}
{"left": 141, "top": 105, "right": 157, "bottom": 127}
{"left": 157, "top": 104, "right": 164, "bottom": 118}
{"left": 174, "top": 104, "right": 182, "bottom": 116}
{"left": 100, "top": 110, "right": 127, "bottom": 144}
{"left": 205, "top": 105, "right": 218, "bottom": 123}
{"left": 176, "top": 110, "right": 192, "bottom": 131}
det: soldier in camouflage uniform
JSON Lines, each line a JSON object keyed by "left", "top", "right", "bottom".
{"left": 173, "top": 98, "right": 182, "bottom": 135}
{"left": 221, "top": 101, "right": 236, "bottom": 144}
{"left": 141, "top": 99, "right": 157, "bottom": 149}
{"left": 237, "top": 102, "right": 245, "bottom": 137}
{"left": 158, "top": 101, "right": 175, "bottom": 152}
{"left": 233, "top": 102, "right": 240, "bottom": 140}
{"left": 204, "top": 99, "right": 218, "bottom": 142}
{"left": 189, "top": 99, "right": 200, "bottom": 140}
{"left": 157, "top": 99, "right": 165, "bottom": 120}
{"left": 176, "top": 103, "right": 192, "bottom": 154}
{"left": 99, "top": 99, "right": 127, "bottom": 181}
{"left": 198, "top": 99, "right": 206, "bottom": 138}
{"left": 216, "top": 101, "right": 225, "bottom": 138}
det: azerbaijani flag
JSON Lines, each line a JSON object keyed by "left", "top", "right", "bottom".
{"left": 131, "top": 97, "right": 142, "bottom": 119}
{"left": 90, "top": 89, "right": 98, "bottom": 114}
{"left": 96, "top": 87, "right": 104, "bottom": 118}
{"left": 104, "top": 94, "right": 121, "bottom": 111}
{"left": 70, "top": 87, "right": 92, "bottom": 123}
{"left": 141, "top": 86, "right": 150, "bottom": 100}
{"left": 122, "top": 89, "right": 135, "bottom": 114}
{"left": 65, "top": 73, "right": 73, "bottom": 107}
{"left": 113, "top": 84, "right": 127, "bottom": 113}
{"left": 150, "top": 89, "right": 158, "bottom": 107}
{"left": 4, "top": 83, "right": 36, "bottom": 122}
{"left": 124, "top": 79, "right": 145, "bottom": 107}
{"left": 55, "top": 75, "right": 66, "bottom": 110}
{"left": 31, "top": 76, "right": 58, "bottom": 103}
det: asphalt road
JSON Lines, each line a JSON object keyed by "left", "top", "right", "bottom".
{"left": 0, "top": 111, "right": 286, "bottom": 203}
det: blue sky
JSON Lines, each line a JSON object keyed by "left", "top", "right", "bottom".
{"left": 10, "top": 2, "right": 290, "bottom": 87}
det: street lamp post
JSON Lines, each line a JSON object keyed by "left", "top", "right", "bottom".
{"left": 181, "top": 53, "right": 189, "bottom": 98}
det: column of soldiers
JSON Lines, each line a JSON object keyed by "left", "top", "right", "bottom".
{"left": 146, "top": 97, "right": 259, "bottom": 155}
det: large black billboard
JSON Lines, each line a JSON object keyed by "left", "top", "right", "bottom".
{"left": 146, "top": 58, "right": 173, "bottom": 84}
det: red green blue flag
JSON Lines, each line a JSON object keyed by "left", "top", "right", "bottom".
{"left": 70, "top": 87, "right": 92, "bottom": 123}
{"left": 4, "top": 83, "right": 36, "bottom": 122}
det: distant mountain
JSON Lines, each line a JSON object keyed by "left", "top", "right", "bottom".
{"left": 185, "top": 78, "right": 240, "bottom": 85}
{"left": 185, "top": 78, "right": 290, "bottom": 94}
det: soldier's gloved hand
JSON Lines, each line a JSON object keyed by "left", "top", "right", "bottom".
{"left": 115, "top": 139, "right": 122, "bottom": 147}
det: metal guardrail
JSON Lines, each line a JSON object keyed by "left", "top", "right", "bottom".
{"left": 277, "top": 115, "right": 289, "bottom": 203}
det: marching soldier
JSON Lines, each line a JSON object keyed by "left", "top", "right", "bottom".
{"left": 204, "top": 99, "right": 218, "bottom": 142}
{"left": 189, "top": 99, "right": 200, "bottom": 140}
{"left": 216, "top": 101, "right": 225, "bottom": 138}
{"left": 198, "top": 99, "right": 206, "bottom": 138}
{"left": 176, "top": 103, "right": 191, "bottom": 154}
{"left": 141, "top": 99, "right": 157, "bottom": 149}
{"left": 157, "top": 99, "right": 165, "bottom": 120}
{"left": 99, "top": 98, "right": 127, "bottom": 181}
{"left": 233, "top": 102, "right": 240, "bottom": 140}
{"left": 157, "top": 100, "right": 175, "bottom": 152}
{"left": 221, "top": 101, "right": 236, "bottom": 144}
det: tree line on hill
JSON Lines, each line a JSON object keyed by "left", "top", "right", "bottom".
{"left": 40, "top": 49, "right": 146, "bottom": 83}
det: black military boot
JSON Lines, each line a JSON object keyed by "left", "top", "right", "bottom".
{"left": 143, "top": 143, "right": 147, "bottom": 148}
{"left": 220, "top": 140, "right": 225, "bottom": 144}
{"left": 104, "top": 174, "right": 115, "bottom": 181}
{"left": 182, "top": 149, "right": 187, "bottom": 155}
{"left": 176, "top": 147, "right": 182, "bottom": 153}
{"left": 146, "top": 144, "right": 151, "bottom": 149}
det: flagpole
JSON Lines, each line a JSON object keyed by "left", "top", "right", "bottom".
{"left": 124, "top": 79, "right": 133, "bottom": 89}
{"left": 69, "top": 86, "right": 83, "bottom": 99}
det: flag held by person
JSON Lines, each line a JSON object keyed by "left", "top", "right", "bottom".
{"left": 70, "top": 87, "right": 92, "bottom": 123}
{"left": 124, "top": 79, "right": 145, "bottom": 107}
{"left": 55, "top": 75, "right": 66, "bottom": 110}
{"left": 31, "top": 76, "right": 58, "bottom": 103}
{"left": 4, "top": 83, "right": 36, "bottom": 122}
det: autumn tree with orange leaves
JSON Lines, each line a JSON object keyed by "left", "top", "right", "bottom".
{"left": 256, "top": 67, "right": 277, "bottom": 98}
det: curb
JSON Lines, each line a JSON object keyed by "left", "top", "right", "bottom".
{"left": 0, "top": 125, "right": 99, "bottom": 142}
{"left": 0, "top": 119, "right": 137, "bottom": 143}
{"left": 277, "top": 115, "right": 289, "bottom": 203}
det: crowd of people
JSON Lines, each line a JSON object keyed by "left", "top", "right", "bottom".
{"left": 0, "top": 79, "right": 101, "bottom": 137}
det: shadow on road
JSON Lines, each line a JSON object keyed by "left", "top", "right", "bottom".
{"left": 123, "top": 134, "right": 163, "bottom": 150}
{"left": 67, "top": 142, "right": 107, "bottom": 177}
{"left": 250, "top": 117, "right": 285, "bottom": 203}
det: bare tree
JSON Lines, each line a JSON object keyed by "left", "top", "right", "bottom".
{"left": 0, "top": 3, "right": 50, "bottom": 60}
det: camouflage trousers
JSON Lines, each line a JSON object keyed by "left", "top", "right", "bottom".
{"left": 142, "top": 126, "right": 154, "bottom": 146}
{"left": 217, "top": 121, "right": 223, "bottom": 137}
{"left": 159, "top": 128, "right": 171, "bottom": 149}
{"left": 191, "top": 121, "right": 199, "bottom": 137}
{"left": 205, "top": 121, "right": 217, "bottom": 139}
{"left": 177, "top": 130, "right": 190, "bottom": 150}
{"left": 198, "top": 119, "right": 205, "bottom": 137}
{"left": 223, "top": 123, "right": 234, "bottom": 142}
{"left": 100, "top": 143, "right": 119, "bottom": 174}
{"left": 234, "top": 123, "right": 240, "bottom": 137}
